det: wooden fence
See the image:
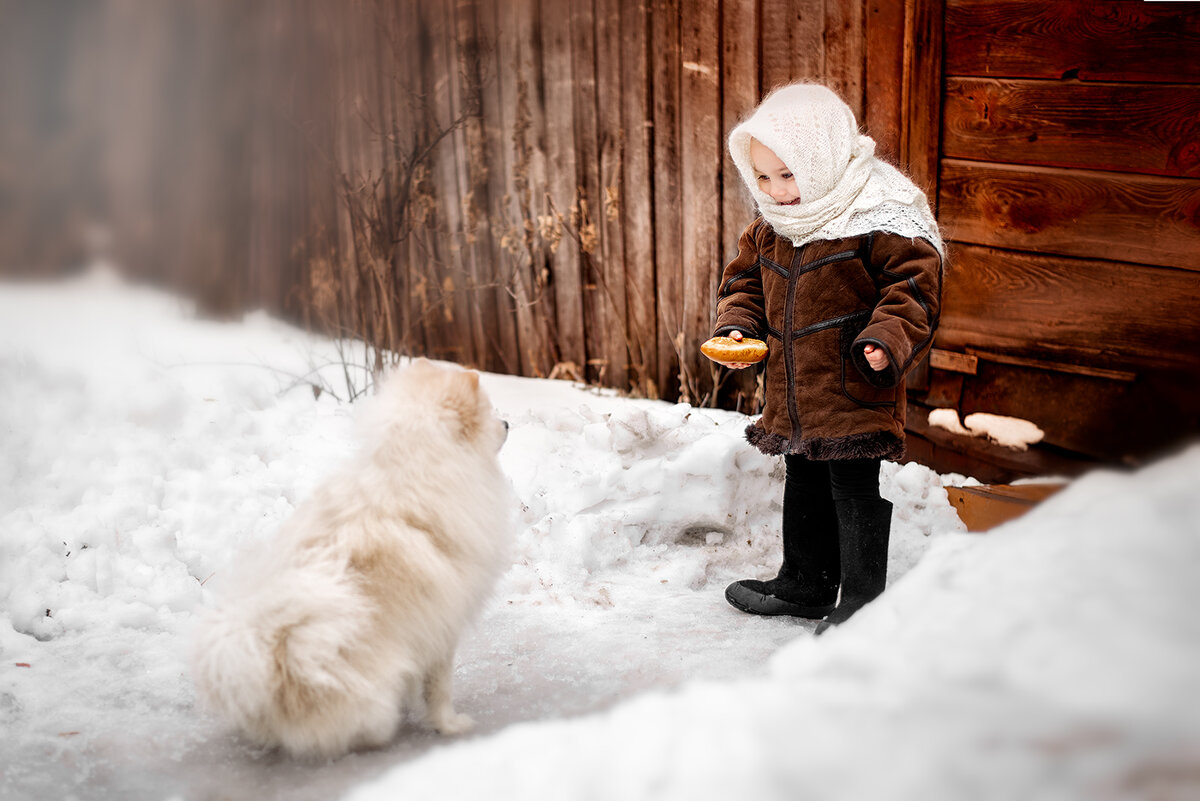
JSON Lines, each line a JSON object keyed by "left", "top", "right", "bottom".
{"left": 1, "top": 0, "right": 927, "bottom": 410}
{"left": 12, "top": 0, "right": 1194, "bottom": 473}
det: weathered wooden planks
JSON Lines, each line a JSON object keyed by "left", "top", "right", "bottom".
{"left": 719, "top": 0, "right": 762, "bottom": 411}
{"left": 938, "top": 159, "right": 1200, "bottom": 271}
{"left": 679, "top": 0, "right": 722, "bottom": 405}
{"left": 945, "top": 0, "right": 1200, "bottom": 83}
{"left": 619, "top": 0, "right": 656, "bottom": 395}
{"left": 899, "top": 0, "right": 943, "bottom": 199}
{"left": 594, "top": 0, "right": 630, "bottom": 391}
{"left": 540, "top": 0, "right": 586, "bottom": 373}
{"left": 957, "top": 358, "right": 1188, "bottom": 460}
{"left": 864, "top": 0, "right": 905, "bottom": 161}
{"left": 943, "top": 78, "right": 1200, "bottom": 178}
{"left": 760, "top": 0, "right": 824, "bottom": 92}
{"left": 824, "top": 0, "right": 866, "bottom": 122}
{"left": 937, "top": 243, "right": 1200, "bottom": 372}
{"left": 651, "top": 0, "right": 683, "bottom": 398}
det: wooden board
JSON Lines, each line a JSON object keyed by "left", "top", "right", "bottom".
{"left": 943, "top": 78, "right": 1200, "bottom": 178}
{"left": 900, "top": 0, "right": 943, "bottom": 198}
{"left": 652, "top": 0, "right": 683, "bottom": 398}
{"left": 903, "top": 403, "right": 1098, "bottom": 483}
{"left": 620, "top": 0, "right": 657, "bottom": 395}
{"left": 824, "top": 0, "right": 866, "bottom": 122}
{"left": 540, "top": 0, "right": 586, "bottom": 372}
{"left": 956, "top": 358, "right": 1186, "bottom": 459}
{"left": 760, "top": 0, "right": 825, "bottom": 91}
{"left": 680, "top": 0, "right": 722, "bottom": 405}
{"left": 719, "top": 0, "right": 762, "bottom": 412}
{"left": 452, "top": 0, "right": 504, "bottom": 372}
{"left": 475, "top": 0, "right": 520, "bottom": 374}
{"left": 938, "top": 159, "right": 1200, "bottom": 271}
{"left": 594, "top": 0, "right": 630, "bottom": 391}
{"left": 864, "top": 0, "right": 905, "bottom": 161}
{"left": 422, "top": 0, "right": 473, "bottom": 362}
{"left": 937, "top": 243, "right": 1200, "bottom": 372}
{"left": 945, "top": 483, "right": 1065, "bottom": 532}
{"left": 945, "top": 0, "right": 1200, "bottom": 83}
{"left": 492, "top": 0, "right": 542, "bottom": 376}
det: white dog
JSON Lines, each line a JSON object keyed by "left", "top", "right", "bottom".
{"left": 192, "top": 359, "right": 513, "bottom": 759}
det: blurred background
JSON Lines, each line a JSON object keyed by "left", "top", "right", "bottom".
{"left": 2, "top": 0, "right": 1198, "bottom": 481}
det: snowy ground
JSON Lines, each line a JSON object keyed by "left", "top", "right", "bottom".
{"left": 1, "top": 270, "right": 1198, "bottom": 801}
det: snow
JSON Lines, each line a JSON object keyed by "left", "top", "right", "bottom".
{"left": 2, "top": 270, "right": 1198, "bottom": 801}
{"left": 963, "top": 412, "right": 1045, "bottom": 451}
{"left": 929, "top": 407, "right": 1045, "bottom": 451}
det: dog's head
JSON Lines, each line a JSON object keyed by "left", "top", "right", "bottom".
{"left": 364, "top": 359, "right": 507, "bottom": 456}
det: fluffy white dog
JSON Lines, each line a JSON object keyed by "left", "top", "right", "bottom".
{"left": 192, "top": 359, "right": 513, "bottom": 759}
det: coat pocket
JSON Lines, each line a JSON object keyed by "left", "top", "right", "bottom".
{"left": 838, "top": 312, "right": 896, "bottom": 409}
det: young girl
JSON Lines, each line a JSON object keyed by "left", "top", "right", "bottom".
{"left": 714, "top": 83, "right": 944, "bottom": 633}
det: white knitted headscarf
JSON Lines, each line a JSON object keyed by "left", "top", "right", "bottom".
{"left": 729, "top": 84, "right": 944, "bottom": 254}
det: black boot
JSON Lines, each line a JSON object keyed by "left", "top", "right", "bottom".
{"left": 814, "top": 497, "right": 893, "bottom": 635}
{"left": 725, "top": 461, "right": 840, "bottom": 619}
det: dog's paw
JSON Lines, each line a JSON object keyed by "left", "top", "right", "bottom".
{"left": 430, "top": 710, "right": 475, "bottom": 736}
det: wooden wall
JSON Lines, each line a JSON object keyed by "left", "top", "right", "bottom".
{"left": 906, "top": 0, "right": 1200, "bottom": 476}
{"left": 6, "top": 0, "right": 1198, "bottom": 476}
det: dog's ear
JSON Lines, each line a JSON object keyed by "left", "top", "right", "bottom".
{"left": 444, "top": 369, "right": 483, "bottom": 441}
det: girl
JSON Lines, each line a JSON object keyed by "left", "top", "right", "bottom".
{"left": 714, "top": 84, "right": 944, "bottom": 633}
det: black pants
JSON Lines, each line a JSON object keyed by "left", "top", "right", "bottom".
{"left": 784, "top": 454, "right": 882, "bottom": 503}
{"left": 773, "top": 454, "right": 882, "bottom": 584}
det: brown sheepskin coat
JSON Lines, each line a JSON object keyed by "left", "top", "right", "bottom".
{"left": 714, "top": 218, "right": 943, "bottom": 461}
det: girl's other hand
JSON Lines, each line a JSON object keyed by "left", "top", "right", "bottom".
{"left": 862, "top": 343, "right": 888, "bottom": 371}
{"left": 726, "top": 330, "right": 752, "bottom": 369}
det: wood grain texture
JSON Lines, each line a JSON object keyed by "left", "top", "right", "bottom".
{"left": 938, "top": 159, "right": 1200, "bottom": 271}
{"left": 944, "top": 0, "right": 1200, "bottom": 83}
{"left": 760, "top": 0, "right": 824, "bottom": 91}
{"left": 570, "top": 0, "right": 606, "bottom": 383}
{"left": 541, "top": 0, "right": 586, "bottom": 370}
{"left": 491, "top": 0, "right": 533, "bottom": 375}
{"left": 651, "top": 0, "right": 683, "bottom": 397}
{"left": 824, "top": 0, "right": 866, "bottom": 122}
{"left": 475, "top": 0, "right": 520, "bottom": 374}
{"left": 718, "top": 0, "right": 762, "bottom": 411}
{"left": 957, "top": 359, "right": 1187, "bottom": 459}
{"left": 595, "top": 0, "right": 630, "bottom": 390}
{"left": 453, "top": 0, "right": 504, "bottom": 371}
{"left": 943, "top": 78, "right": 1200, "bottom": 179}
{"left": 680, "top": 0, "right": 722, "bottom": 403}
{"left": 937, "top": 243, "right": 1200, "bottom": 371}
{"left": 904, "top": 403, "right": 1099, "bottom": 483}
{"left": 424, "top": 0, "right": 475, "bottom": 362}
{"left": 864, "top": 0, "right": 904, "bottom": 160}
{"left": 620, "top": 0, "right": 657, "bottom": 393}
{"left": 900, "top": 0, "right": 942, "bottom": 200}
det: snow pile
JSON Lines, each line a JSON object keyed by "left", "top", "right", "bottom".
{"left": 346, "top": 443, "right": 1200, "bottom": 801}
{"left": 1, "top": 271, "right": 1197, "bottom": 801}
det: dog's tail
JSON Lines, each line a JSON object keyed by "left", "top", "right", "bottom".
{"left": 192, "top": 563, "right": 374, "bottom": 734}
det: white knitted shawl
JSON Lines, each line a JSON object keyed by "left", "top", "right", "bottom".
{"left": 728, "top": 84, "right": 944, "bottom": 254}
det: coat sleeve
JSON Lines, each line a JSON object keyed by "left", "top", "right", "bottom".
{"left": 851, "top": 233, "right": 943, "bottom": 388}
{"left": 713, "top": 220, "right": 767, "bottom": 339}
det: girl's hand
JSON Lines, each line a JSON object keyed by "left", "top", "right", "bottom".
{"left": 862, "top": 343, "right": 888, "bottom": 371}
{"left": 725, "top": 330, "right": 752, "bottom": 369}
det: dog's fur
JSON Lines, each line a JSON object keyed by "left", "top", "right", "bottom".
{"left": 192, "top": 359, "right": 512, "bottom": 759}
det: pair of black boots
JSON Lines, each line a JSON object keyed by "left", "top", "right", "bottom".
{"left": 725, "top": 489, "right": 893, "bottom": 634}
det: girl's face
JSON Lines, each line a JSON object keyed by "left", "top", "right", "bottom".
{"left": 749, "top": 139, "right": 801, "bottom": 205}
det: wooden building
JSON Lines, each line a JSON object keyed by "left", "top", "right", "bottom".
{"left": 2, "top": 0, "right": 1198, "bottom": 480}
